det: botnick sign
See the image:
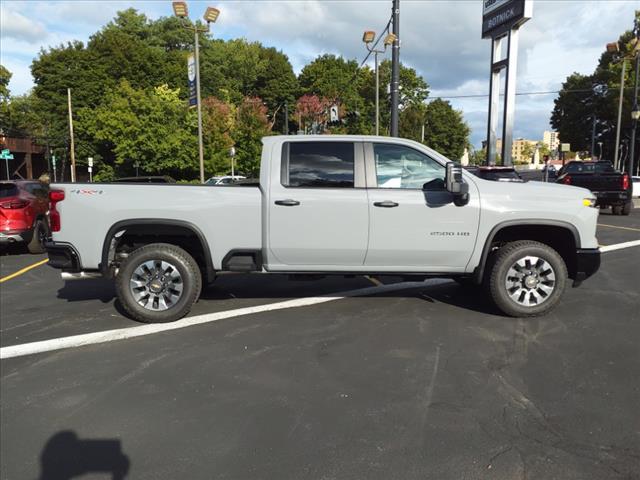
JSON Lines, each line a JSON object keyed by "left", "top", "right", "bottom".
{"left": 482, "top": 0, "right": 532, "bottom": 39}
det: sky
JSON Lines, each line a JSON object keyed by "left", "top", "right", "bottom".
{"left": 0, "top": 0, "right": 637, "bottom": 147}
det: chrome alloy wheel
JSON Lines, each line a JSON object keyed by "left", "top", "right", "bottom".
{"left": 504, "top": 255, "right": 556, "bottom": 307}
{"left": 129, "top": 260, "right": 184, "bottom": 311}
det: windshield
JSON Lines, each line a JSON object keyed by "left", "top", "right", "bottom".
{"left": 0, "top": 183, "right": 19, "bottom": 198}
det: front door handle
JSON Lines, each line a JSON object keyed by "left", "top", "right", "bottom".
{"left": 274, "top": 199, "right": 300, "bottom": 206}
{"left": 373, "top": 200, "right": 399, "bottom": 208}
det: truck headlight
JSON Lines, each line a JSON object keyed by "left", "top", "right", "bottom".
{"left": 583, "top": 197, "right": 597, "bottom": 208}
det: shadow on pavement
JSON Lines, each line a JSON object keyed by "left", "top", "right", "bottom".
{"left": 56, "top": 278, "right": 116, "bottom": 303}
{"left": 39, "top": 430, "right": 130, "bottom": 480}
{"left": 55, "top": 274, "right": 505, "bottom": 318}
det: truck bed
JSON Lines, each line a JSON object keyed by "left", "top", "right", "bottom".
{"left": 51, "top": 183, "right": 262, "bottom": 271}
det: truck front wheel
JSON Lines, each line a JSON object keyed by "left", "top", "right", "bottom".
{"left": 115, "top": 243, "right": 202, "bottom": 323}
{"left": 488, "top": 240, "right": 567, "bottom": 318}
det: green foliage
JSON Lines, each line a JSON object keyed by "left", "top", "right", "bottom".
{"left": 233, "top": 97, "right": 271, "bottom": 176}
{"left": 400, "top": 99, "right": 469, "bottom": 160}
{"left": 0, "top": 64, "right": 11, "bottom": 100}
{"left": 77, "top": 80, "right": 198, "bottom": 177}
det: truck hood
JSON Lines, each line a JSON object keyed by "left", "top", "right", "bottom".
{"left": 471, "top": 176, "right": 592, "bottom": 202}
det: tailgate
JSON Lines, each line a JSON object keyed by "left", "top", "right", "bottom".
{"left": 570, "top": 174, "right": 622, "bottom": 192}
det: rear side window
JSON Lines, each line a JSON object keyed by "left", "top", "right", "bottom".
{"left": 283, "top": 142, "right": 354, "bottom": 188}
{"left": 566, "top": 163, "right": 595, "bottom": 174}
{"left": 0, "top": 183, "right": 18, "bottom": 198}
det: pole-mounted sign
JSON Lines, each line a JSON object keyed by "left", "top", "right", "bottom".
{"left": 187, "top": 53, "right": 197, "bottom": 107}
{"left": 483, "top": 0, "right": 533, "bottom": 166}
{"left": 1, "top": 149, "right": 14, "bottom": 180}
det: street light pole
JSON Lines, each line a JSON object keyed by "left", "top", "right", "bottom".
{"left": 363, "top": 30, "right": 396, "bottom": 136}
{"left": 173, "top": 2, "right": 220, "bottom": 184}
{"left": 194, "top": 29, "right": 205, "bottom": 184}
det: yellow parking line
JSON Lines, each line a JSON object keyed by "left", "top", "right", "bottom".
{"left": 597, "top": 223, "right": 640, "bottom": 233}
{"left": 0, "top": 259, "right": 49, "bottom": 284}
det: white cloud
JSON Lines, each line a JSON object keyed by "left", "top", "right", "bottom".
{"left": 0, "top": 8, "right": 49, "bottom": 43}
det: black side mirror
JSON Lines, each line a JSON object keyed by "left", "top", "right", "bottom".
{"left": 445, "top": 162, "right": 469, "bottom": 206}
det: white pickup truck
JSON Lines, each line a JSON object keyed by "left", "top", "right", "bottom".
{"left": 45, "top": 136, "right": 600, "bottom": 322}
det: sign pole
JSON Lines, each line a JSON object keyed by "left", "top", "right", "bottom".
{"left": 501, "top": 27, "right": 519, "bottom": 166}
{"left": 486, "top": 35, "right": 503, "bottom": 165}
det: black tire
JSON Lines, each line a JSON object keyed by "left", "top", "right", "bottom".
{"left": 612, "top": 204, "right": 623, "bottom": 215}
{"left": 621, "top": 201, "right": 632, "bottom": 216}
{"left": 488, "top": 240, "right": 567, "bottom": 318}
{"left": 115, "top": 243, "right": 202, "bottom": 323}
{"left": 27, "top": 219, "right": 48, "bottom": 254}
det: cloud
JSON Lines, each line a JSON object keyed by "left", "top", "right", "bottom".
{"left": 0, "top": 9, "right": 49, "bottom": 44}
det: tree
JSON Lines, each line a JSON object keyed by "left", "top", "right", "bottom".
{"left": 0, "top": 65, "right": 10, "bottom": 100}
{"left": 233, "top": 97, "right": 271, "bottom": 176}
{"left": 77, "top": 80, "right": 198, "bottom": 178}
{"left": 414, "top": 99, "right": 470, "bottom": 160}
{"left": 294, "top": 94, "right": 331, "bottom": 132}
{"left": 201, "top": 96, "right": 235, "bottom": 175}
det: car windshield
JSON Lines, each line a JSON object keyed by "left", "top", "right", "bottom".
{"left": 0, "top": 183, "right": 19, "bottom": 198}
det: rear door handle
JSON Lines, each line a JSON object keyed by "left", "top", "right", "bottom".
{"left": 373, "top": 200, "right": 399, "bottom": 208}
{"left": 274, "top": 199, "right": 300, "bottom": 206}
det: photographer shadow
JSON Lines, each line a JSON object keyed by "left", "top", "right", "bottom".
{"left": 39, "top": 431, "right": 129, "bottom": 480}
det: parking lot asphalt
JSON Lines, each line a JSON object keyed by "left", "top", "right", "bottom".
{"left": 1, "top": 210, "right": 639, "bottom": 479}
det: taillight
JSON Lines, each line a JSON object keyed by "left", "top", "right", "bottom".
{"left": 0, "top": 199, "right": 29, "bottom": 209}
{"left": 49, "top": 189, "right": 65, "bottom": 232}
{"left": 562, "top": 175, "right": 572, "bottom": 185}
{"left": 622, "top": 174, "right": 629, "bottom": 190}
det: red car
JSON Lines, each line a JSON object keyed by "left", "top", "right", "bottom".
{"left": 0, "top": 180, "right": 50, "bottom": 253}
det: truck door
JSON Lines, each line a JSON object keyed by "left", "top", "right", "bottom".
{"left": 267, "top": 141, "right": 369, "bottom": 268}
{"left": 364, "top": 142, "right": 480, "bottom": 270}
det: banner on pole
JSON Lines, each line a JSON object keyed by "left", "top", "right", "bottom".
{"left": 188, "top": 53, "right": 197, "bottom": 107}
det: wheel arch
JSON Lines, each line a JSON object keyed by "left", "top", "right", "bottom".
{"left": 100, "top": 219, "right": 215, "bottom": 283}
{"left": 473, "top": 220, "right": 581, "bottom": 283}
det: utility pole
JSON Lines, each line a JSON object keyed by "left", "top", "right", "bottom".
{"left": 390, "top": 0, "right": 400, "bottom": 137}
{"left": 614, "top": 59, "right": 626, "bottom": 169}
{"left": 194, "top": 30, "right": 205, "bottom": 184}
{"left": 67, "top": 88, "right": 76, "bottom": 182}
{"left": 629, "top": 16, "right": 640, "bottom": 175}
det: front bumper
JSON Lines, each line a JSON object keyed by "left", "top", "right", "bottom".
{"left": 573, "top": 248, "right": 600, "bottom": 286}
{"left": 44, "top": 240, "right": 82, "bottom": 272}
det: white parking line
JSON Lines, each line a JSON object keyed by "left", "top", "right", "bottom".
{"left": 0, "top": 279, "right": 450, "bottom": 360}
{"left": 600, "top": 239, "right": 640, "bottom": 253}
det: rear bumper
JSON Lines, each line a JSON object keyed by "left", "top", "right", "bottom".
{"left": 44, "top": 240, "right": 82, "bottom": 272}
{"left": 0, "top": 230, "right": 29, "bottom": 245}
{"left": 593, "top": 191, "right": 631, "bottom": 205}
{"left": 573, "top": 248, "right": 600, "bottom": 286}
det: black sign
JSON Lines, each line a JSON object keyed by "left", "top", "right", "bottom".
{"left": 482, "top": 0, "right": 530, "bottom": 38}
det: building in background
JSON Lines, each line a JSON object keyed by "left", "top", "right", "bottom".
{"left": 543, "top": 130, "right": 560, "bottom": 152}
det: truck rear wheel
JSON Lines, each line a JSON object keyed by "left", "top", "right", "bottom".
{"left": 115, "top": 243, "right": 202, "bottom": 323}
{"left": 621, "top": 201, "right": 632, "bottom": 216}
{"left": 488, "top": 240, "right": 567, "bottom": 318}
{"left": 612, "top": 204, "right": 623, "bottom": 215}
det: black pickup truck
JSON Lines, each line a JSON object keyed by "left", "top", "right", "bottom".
{"left": 556, "top": 161, "right": 633, "bottom": 215}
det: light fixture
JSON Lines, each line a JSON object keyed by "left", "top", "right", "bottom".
{"left": 606, "top": 42, "right": 619, "bottom": 54}
{"left": 383, "top": 33, "right": 397, "bottom": 46}
{"left": 362, "top": 31, "right": 375, "bottom": 44}
{"left": 172, "top": 1, "right": 188, "bottom": 18}
{"left": 632, "top": 108, "right": 640, "bottom": 121}
{"left": 204, "top": 6, "right": 220, "bottom": 23}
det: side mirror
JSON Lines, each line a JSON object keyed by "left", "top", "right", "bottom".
{"left": 445, "top": 162, "right": 469, "bottom": 206}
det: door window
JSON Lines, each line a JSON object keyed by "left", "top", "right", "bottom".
{"left": 373, "top": 143, "right": 444, "bottom": 189}
{"left": 283, "top": 142, "right": 354, "bottom": 188}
